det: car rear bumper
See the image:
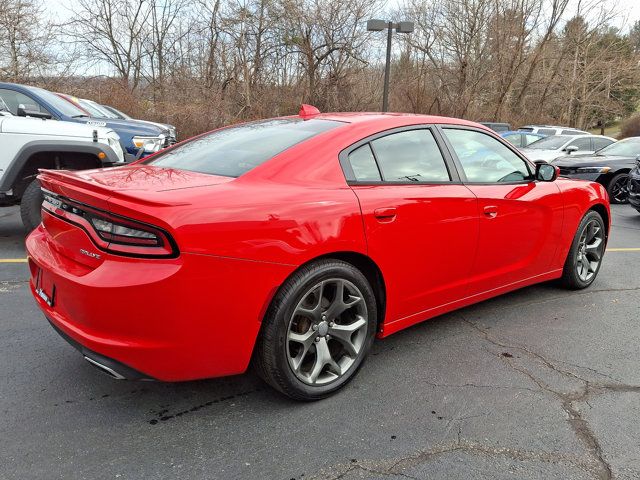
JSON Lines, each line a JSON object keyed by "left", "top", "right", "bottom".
{"left": 26, "top": 224, "right": 294, "bottom": 381}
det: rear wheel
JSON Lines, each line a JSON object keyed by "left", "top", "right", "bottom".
{"left": 254, "top": 259, "right": 377, "bottom": 400}
{"left": 607, "top": 173, "right": 629, "bottom": 204}
{"left": 20, "top": 179, "right": 43, "bottom": 231}
{"left": 560, "top": 211, "right": 606, "bottom": 289}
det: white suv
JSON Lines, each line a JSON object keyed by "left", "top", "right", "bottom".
{"left": 0, "top": 112, "right": 126, "bottom": 229}
{"left": 518, "top": 125, "right": 590, "bottom": 136}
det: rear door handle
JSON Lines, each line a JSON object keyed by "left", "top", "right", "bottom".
{"left": 374, "top": 207, "right": 397, "bottom": 223}
{"left": 483, "top": 205, "right": 498, "bottom": 218}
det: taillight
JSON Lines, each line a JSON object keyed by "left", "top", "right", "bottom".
{"left": 89, "top": 217, "right": 163, "bottom": 246}
{"left": 42, "top": 189, "right": 178, "bottom": 258}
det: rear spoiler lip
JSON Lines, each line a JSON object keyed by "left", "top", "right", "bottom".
{"left": 37, "top": 168, "right": 189, "bottom": 207}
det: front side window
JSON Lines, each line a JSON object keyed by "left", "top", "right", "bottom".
{"left": 503, "top": 133, "right": 523, "bottom": 147}
{"left": 527, "top": 135, "right": 570, "bottom": 150}
{"left": 443, "top": 128, "right": 532, "bottom": 183}
{"left": 593, "top": 138, "right": 614, "bottom": 151}
{"left": 524, "top": 134, "right": 543, "bottom": 146}
{"left": 567, "top": 137, "right": 592, "bottom": 151}
{"left": 370, "top": 129, "right": 450, "bottom": 182}
{"left": 0, "top": 88, "right": 48, "bottom": 115}
{"left": 146, "top": 118, "right": 342, "bottom": 177}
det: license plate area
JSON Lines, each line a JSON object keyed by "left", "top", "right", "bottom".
{"left": 35, "top": 267, "right": 56, "bottom": 307}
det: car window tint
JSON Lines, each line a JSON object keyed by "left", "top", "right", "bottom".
{"left": 593, "top": 138, "right": 614, "bottom": 151}
{"left": 561, "top": 130, "right": 583, "bottom": 135}
{"left": 0, "top": 89, "right": 48, "bottom": 115}
{"left": 537, "top": 129, "right": 556, "bottom": 136}
{"left": 370, "top": 129, "right": 450, "bottom": 182}
{"left": 443, "top": 128, "right": 532, "bottom": 183}
{"left": 568, "top": 137, "right": 592, "bottom": 151}
{"left": 348, "top": 144, "right": 381, "bottom": 181}
{"left": 146, "top": 118, "right": 342, "bottom": 177}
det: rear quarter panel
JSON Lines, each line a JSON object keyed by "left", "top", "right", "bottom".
{"left": 105, "top": 181, "right": 368, "bottom": 267}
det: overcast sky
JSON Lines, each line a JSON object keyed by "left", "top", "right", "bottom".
{"left": 46, "top": 0, "right": 640, "bottom": 26}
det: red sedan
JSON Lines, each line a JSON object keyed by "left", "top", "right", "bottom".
{"left": 26, "top": 109, "right": 610, "bottom": 400}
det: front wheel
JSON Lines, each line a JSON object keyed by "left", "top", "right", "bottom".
{"left": 607, "top": 173, "right": 629, "bottom": 204}
{"left": 20, "top": 179, "right": 44, "bottom": 231}
{"left": 254, "top": 260, "right": 377, "bottom": 400}
{"left": 560, "top": 211, "right": 606, "bottom": 289}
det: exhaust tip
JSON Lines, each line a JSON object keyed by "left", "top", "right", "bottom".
{"left": 83, "top": 356, "right": 126, "bottom": 380}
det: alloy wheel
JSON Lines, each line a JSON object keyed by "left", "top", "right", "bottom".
{"left": 286, "top": 278, "right": 368, "bottom": 386}
{"left": 575, "top": 219, "right": 605, "bottom": 283}
{"left": 610, "top": 175, "right": 629, "bottom": 203}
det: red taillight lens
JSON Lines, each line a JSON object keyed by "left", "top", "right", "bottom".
{"left": 42, "top": 190, "right": 178, "bottom": 258}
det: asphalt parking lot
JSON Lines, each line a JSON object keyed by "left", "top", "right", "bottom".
{"left": 1, "top": 204, "right": 640, "bottom": 480}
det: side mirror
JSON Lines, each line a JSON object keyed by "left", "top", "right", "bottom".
{"left": 16, "top": 105, "right": 51, "bottom": 119}
{"left": 535, "top": 162, "right": 559, "bottom": 182}
{"left": 565, "top": 145, "right": 578, "bottom": 154}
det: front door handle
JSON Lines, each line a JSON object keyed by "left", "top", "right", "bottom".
{"left": 374, "top": 207, "right": 397, "bottom": 223}
{"left": 483, "top": 205, "right": 498, "bottom": 218}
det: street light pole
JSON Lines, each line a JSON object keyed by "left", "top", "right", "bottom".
{"left": 367, "top": 19, "right": 414, "bottom": 113}
{"left": 382, "top": 22, "right": 393, "bottom": 113}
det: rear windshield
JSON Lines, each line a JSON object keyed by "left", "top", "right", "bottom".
{"left": 146, "top": 118, "right": 343, "bottom": 177}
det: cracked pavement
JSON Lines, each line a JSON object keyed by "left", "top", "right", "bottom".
{"left": 1, "top": 204, "right": 640, "bottom": 480}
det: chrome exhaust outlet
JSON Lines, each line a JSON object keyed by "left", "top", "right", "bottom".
{"left": 83, "top": 356, "right": 126, "bottom": 380}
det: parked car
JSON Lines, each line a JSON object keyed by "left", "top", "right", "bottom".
{"left": 480, "top": 122, "right": 511, "bottom": 132}
{"left": 0, "top": 112, "right": 125, "bottom": 230}
{"left": 500, "top": 130, "right": 546, "bottom": 148}
{"left": 519, "top": 125, "right": 590, "bottom": 136}
{"left": 552, "top": 137, "right": 640, "bottom": 204}
{"left": 27, "top": 110, "right": 610, "bottom": 400}
{"left": 520, "top": 134, "right": 615, "bottom": 162}
{"left": 628, "top": 156, "right": 640, "bottom": 213}
{"left": 52, "top": 91, "right": 172, "bottom": 156}
{"left": 99, "top": 103, "right": 177, "bottom": 144}
{"left": 0, "top": 83, "right": 170, "bottom": 159}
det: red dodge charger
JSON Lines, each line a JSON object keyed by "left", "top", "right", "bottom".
{"left": 26, "top": 109, "right": 610, "bottom": 400}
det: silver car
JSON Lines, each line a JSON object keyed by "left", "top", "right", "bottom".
{"left": 520, "top": 135, "right": 616, "bottom": 162}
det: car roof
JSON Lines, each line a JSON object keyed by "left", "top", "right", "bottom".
{"left": 300, "top": 112, "right": 491, "bottom": 130}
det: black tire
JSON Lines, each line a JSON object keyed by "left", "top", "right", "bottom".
{"left": 254, "top": 259, "right": 377, "bottom": 401}
{"left": 560, "top": 210, "right": 606, "bottom": 290}
{"left": 20, "top": 179, "right": 44, "bottom": 231}
{"left": 607, "top": 172, "right": 629, "bottom": 204}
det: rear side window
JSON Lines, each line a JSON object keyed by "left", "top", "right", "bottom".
{"left": 370, "top": 129, "right": 450, "bottom": 182}
{"left": 146, "top": 118, "right": 342, "bottom": 177}
{"left": 348, "top": 144, "right": 381, "bottom": 181}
